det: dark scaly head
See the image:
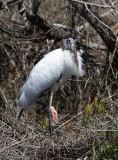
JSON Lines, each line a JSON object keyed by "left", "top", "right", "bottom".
{"left": 64, "top": 38, "right": 78, "bottom": 66}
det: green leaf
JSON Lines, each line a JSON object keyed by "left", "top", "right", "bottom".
{"left": 98, "top": 104, "right": 105, "bottom": 113}
{"left": 83, "top": 103, "right": 92, "bottom": 116}
{"left": 94, "top": 97, "right": 98, "bottom": 107}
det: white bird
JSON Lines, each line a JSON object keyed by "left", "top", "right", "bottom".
{"left": 18, "top": 38, "right": 84, "bottom": 135}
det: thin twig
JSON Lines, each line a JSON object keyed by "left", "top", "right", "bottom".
{"left": 0, "top": 133, "right": 42, "bottom": 154}
{"left": 54, "top": 112, "right": 82, "bottom": 132}
{"left": 68, "top": 0, "right": 118, "bottom": 10}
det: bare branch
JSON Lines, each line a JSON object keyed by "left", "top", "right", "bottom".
{"left": 0, "top": 0, "right": 21, "bottom": 10}
{"left": 69, "top": 1, "right": 118, "bottom": 71}
{"left": 68, "top": 0, "right": 118, "bottom": 9}
{"left": 25, "top": 13, "right": 64, "bottom": 41}
{"left": 31, "top": 0, "right": 41, "bottom": 15}
{"left": 0, "top": 87, "right": 7, "bottom": 119}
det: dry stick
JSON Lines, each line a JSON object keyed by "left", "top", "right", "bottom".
{"left": 0, "top": 133, "right": 42, "bottom": 154}
{"left": 84, "top": 4, "right": 115, "bottom": 33}
{"left": 69, "top": 0, "right": 118, "bottom": 9}
{"left": 106, "top": 46, "right": 118, "bottom": 77}
{"left": 75, "top": 2, "right": 118, "bottom": 71}
{"left": 53, "top": 23, "right": 107, "bottom": 50}
{"left": 0, "top": 0, "right": 21, "bottom": 10}
{"left": 0, "top": 87, "right": 8, "bottom": 116}
{"left": 53, "top": 23, "right": 81, "bottom": 35}
{"left": 54, "top": 112, "right": 82, "bottom": 132}
{"left": 76, "top": 4, "right": 118, "bottom": 33}
{"left": 4, "top": 49, "right": 16, "bottom": 67}
{"left": 0, "top": 87, "right": 8, "bottom": 107}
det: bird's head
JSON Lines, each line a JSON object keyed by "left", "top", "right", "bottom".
{"left": 64, "top": 38, "right": 76, "bottom": 52}
{"left": 64, "top": 38, "right": 78, "bottom": 66}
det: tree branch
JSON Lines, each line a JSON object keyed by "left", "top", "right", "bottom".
{"left": 69, "top": 1, "right": 118, "bottom": 71}
{"left": 0, "top": 0, "right": 21, "bottom": 10}
{"left": 26, "top": 13, "right": 64, "bottom": 41}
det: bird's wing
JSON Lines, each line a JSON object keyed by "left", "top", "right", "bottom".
{"left": 18, "top": 49, "right": 64, "bottom": 109}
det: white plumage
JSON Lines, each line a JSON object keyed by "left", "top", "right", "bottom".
{"left": 18, "top": 38, "right": 84, "bottom": 135}
{"left": 18, "top": 48, "right": 84, "bottom": 110}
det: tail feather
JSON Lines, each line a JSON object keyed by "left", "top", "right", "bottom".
{"left": 18, "top": 81, "right": 38, "bottom": 111}
{"left": 18, "top": 92, "right": 35, "bottom": 111}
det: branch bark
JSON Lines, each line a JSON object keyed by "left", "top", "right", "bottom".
{"left": 1, "top": 0, "right": 118, "bottom": 71}
{"left": 26, "top": 13, "right": 64, "bottom": 42}
{"left": 0, "top": 87, "right": 7, "bottom": 119}
{"left": 26, "top": 0, "right": 118, "bottom": 71}
{"left": 0, "top": 0, "right": 21, "bottom": 10}
{"left": 31, "top": 0, "right": 41, "bottom": 15}
{"left": 69, "top": 1, "right": 118, "bottom": 71}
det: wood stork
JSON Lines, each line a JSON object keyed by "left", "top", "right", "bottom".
{"left": 18, "top": 38, "right": 84, "bottom": 135}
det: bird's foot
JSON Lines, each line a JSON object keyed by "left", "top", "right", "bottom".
{"left": 46, "top": 106, "right": 58, "bottom": 124}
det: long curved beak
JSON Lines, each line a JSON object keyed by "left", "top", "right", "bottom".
{"left": 73, "top": 47, "right": 79, "bottom": 67}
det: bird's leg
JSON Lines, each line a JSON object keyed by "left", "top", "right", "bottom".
{"left": 35, "top": 99, "right": 46, "bottom": 106}
{"left": 47, "top": 91, "right": 53, "bottom": 136}
{"left": 17, "top": 108, "right": 24, "bottom": 120}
